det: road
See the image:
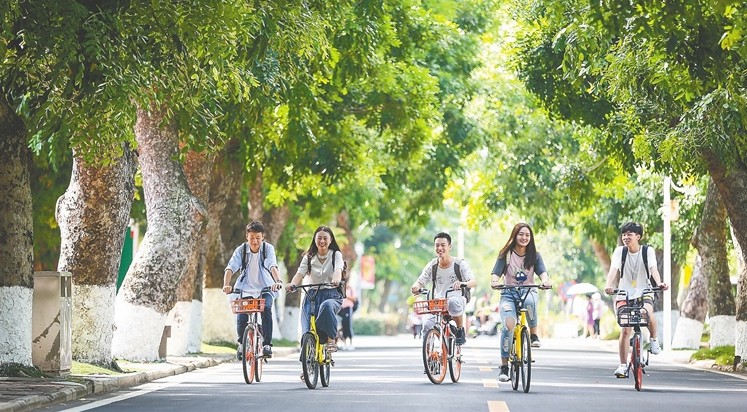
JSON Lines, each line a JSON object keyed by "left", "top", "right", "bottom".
{"left": 41, "top": 334, "right": 747, "bottom": 412}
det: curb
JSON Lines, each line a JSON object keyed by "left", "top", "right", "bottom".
{"left": 0, "top": 349, "right": 297, "bottom": 412}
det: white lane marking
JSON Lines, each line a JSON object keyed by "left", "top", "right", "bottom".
{"left": 482, "top": 378, "right": 499, "bottom": 388}
{"left": 60, "top": 378, "right": 187, "bottom": 411}
{"left": 488, "top": 400, "right": 510, "bottom": 412}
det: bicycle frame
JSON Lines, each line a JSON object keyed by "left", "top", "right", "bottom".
{"left": 493, "top": 284, "right": 547, "bottom": 393}
{"left": 290, "top": 283, "right": 337, "bottom": 389}
{"left": 231, "top": 286, "right": 272, "bottom": 385}
{"left": 613, "top": 287, "right": 661, "bottom": 391}
{"left": 413, "top": 288, "right": 463, "bottom": 384}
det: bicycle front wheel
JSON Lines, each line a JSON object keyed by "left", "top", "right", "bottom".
{"left": 632, "top": 334, "right": 642, "bottom": 391}
{"left": 301, "top": 332, "right": 319, "bottom": 389}
{"left": 448, "top": 339, "right": 462, "bottom": 383}
{"left": 242, "top": 325, "right": 256, "bottom": 384}
{"left": 519, "top": 327, "right": 532, "bottom": 393}
{"left": 254, "top": 329, "right": 264, "bottom": 382}
{"left": 423, "top": 328, "right": 447, "bottom": 384}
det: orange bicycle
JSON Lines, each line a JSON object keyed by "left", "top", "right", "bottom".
{"left": 230, "top": 286, "right": 272, "bottom": 384}
{"left": 413, "top": 288, "right": 464, "bottom": 384}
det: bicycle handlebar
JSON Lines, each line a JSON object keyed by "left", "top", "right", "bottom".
{"left": 491, "top": 284, "right": 552, "bottom": 291}
{"left": 413, "top": 285, "right": 465, "bottom": 296}
{"left": 286, "top": 282, "right": 336, "bottom": 293}
{"left": 610, "top": 287, "right": 662, "bottom": 297}
{"left": 232, "top": 286, "right": 273, "bottom": 298}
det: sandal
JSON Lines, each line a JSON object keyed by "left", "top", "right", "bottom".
{"left": 326, "top": 342, "right": 338, "bottom": 353}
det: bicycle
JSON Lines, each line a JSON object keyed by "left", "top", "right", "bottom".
{"left": 413, "top": 287, "right": 464, "bottom": 384}
{"left": 287, "top": 282, "right": 337, "bottom": 389}
{"left": 492, "top": 284, "right": 550, "bottom": 393}
{"left": 230, "top": 286, "right": 272, "bottom": 384}
{"left": 611, "top": 287, "right": 662, "bottom": 391}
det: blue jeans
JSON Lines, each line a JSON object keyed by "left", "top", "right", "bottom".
{"left": 301, "top": 288, "right": 342, "bottom": 343}
{"left": 236, "top": 291, "right": 274, "bottom": 347}
{"left": 498, "top": 289, "right": 538, "bottom": 358}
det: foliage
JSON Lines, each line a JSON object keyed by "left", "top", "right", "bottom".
{"left": 691, "top": 345, "right": 736, "bottom": 366}
{"left": 353, "top": 313, "right": 403, "bottom": 335}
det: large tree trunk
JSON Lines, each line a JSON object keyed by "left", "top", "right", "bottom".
{"left": 0, "top": 99, "right": 34, "bottom": 366}
{"left": 692, "top": 178, "right": 735, "bottom": 348}
{"left": 112, "top": 105, "right": 206, "bottom": 361}
{"left": 732, "top": 225, "right": 747, "bottom": 362}
{"left": 591, "top": 238, "right": 611, "bottom": 276}
{"left": 702, "top": 150, "right": 746, "bottom": 350}
{"left": 202, "top": 142, "right": 244, "bottom": 344}
{"left": 168, "top": 149, "right": 213, "bottom": 355}
{"left": 56, "top": 147, "right": 137, "bottom": 365}
{"left": 672, "top": 256, "right": 707, "bottom": 349}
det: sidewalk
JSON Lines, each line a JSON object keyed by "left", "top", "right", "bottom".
{"left": 0, "top": 346, "right": 296, "bottom": 412}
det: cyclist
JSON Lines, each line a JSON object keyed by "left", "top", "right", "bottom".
{"left": 410, "top": 232, "right": 476, "bottom": 346}
{"left": 223, "top": 221, "right": 284, "bottom": 359}
{"left": 490, "top": 222, "right": 551, "bottom": 382}
{"left": 285, "top": 226, "right": 344, "bottom": 353}
{"left": 604, "top": 222, "right": 668, "bottom": 377}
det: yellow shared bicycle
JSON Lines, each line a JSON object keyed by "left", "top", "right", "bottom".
{"left": 492, "top": 284, "right": 550, "bottom": 393}
{"left": 288, "top": 282, "right": 337, "bottom": 389}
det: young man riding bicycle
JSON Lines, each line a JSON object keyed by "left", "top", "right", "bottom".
{"left": 410, "top": 232, "right": 476, "bottom": 346}
{"left": 223, "top": 221, "right": 284, "bottom": 360}
{"left": 604, "top": 222, "right": 669, "bottom": 377}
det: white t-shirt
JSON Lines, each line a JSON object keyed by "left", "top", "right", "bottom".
{"left": 610, "top": 245, "right": 658, "bottom": 300}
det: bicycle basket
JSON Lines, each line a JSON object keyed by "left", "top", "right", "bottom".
{"left": 231, "top": 298, "right": 266, "bottom": 314}
{"left": 616, "top": 305, "right": 649, "bottom": 327}
{"left": 413, "top": 298, "right": 448, "bottom": 315}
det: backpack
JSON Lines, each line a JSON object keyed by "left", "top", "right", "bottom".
{"left": 431, "top": 260, "right": 471, "bottom": 301}
{"left": 238, "top": 242, "right": 268, "bottom": 284}
{"left": 620, "top": 245, "right": 657, "bottom": 287}
{"left": 306, "top": 251, "right": 348, "bottom": 298}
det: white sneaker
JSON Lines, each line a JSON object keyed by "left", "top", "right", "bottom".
{"left": 614, "top": 363, "right": 627, "bottom": 378}
{"left": 649, "top": 339, "right": 661, "bottom": 355}
{"left": 498, "top": 365, "right": 510, "bottom": 382}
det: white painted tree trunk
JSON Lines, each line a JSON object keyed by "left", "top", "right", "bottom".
{"left": 736, "top": 320, "right": 747, "bottom": 361}
{"left": 56, "top": 149, "right": 136, "bottom": 365}
{"left": 709, "top": 315, "right": 736, "bottom": 348}
{"left": 0, "top": 287, "right": 33, "bottom": 365}
{"left": 167, "top": 300, "right": 202, "bottom": 355}
{"left": 72, "top": 285, "right": 115, "bottom": 362}
{"left": 281, "top": 305, "right": 302, "bottom": 343}
{"left": 202, "top": 288, "right": 236, "bottom": 344}
{"left": 112, "top": 106, "right": 206, "bottom": 361}
{"left": 671, "top": 316, "right": 704, "bottom": 349}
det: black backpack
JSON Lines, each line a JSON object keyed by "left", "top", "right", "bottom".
{"left": 620, "top": 245, "right": 657, "bottom": 287}
{"left": 431, "top": 260, "right": 471, "bottom": 301}
{"left": 238, "top": 242, "right": 268, "bottom": 283}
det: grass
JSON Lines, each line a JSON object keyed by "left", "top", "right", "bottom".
{"left": 691, "top": 346, "right": 736, "bottom": 366}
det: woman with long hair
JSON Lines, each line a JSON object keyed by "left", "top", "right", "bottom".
{"left": 490, "top": 222, "right": 552, "bottom": 382}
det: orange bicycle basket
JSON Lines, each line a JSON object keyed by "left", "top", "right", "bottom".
{"left": 413, "top": 298, "right": 448, "bottom": 315}
{"left": 231, "top": 298, "right": 266, "bottom": 314}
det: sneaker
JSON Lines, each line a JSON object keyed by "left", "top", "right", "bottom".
{"left": 649, "top": 339, "right": 661, "bottom": 355}
{"left": 498, "top": 365, "right": 510, "bottom": 382}
{"left": 614, "top": 363, "right": 627, "bottom": 378}
{"left": 530, "top": 334, "right": 541, "bottom": 348}
{"left": 347, "top": 345, "right": 355, "bottom": 351}
{"left": 455, "top": 327, "right": 466, "bottom": 345}
{"left": 236, "top": 344, "right": 243, "bottom": 361}
{"left": 262, "top": 345, "right": 273, "bottom": 358}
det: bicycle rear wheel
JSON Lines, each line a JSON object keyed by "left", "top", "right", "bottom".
{"left": 519, "top": 327, "right": 532, "bottom": 393}
{"left": 320, "top": 360, "right": 331, "bottom": 387}
{"left": 423, "top": 328, "right": 447, "bottom": 384}
{"left": 242, "top": 325, "right": 256, "bottom": 384}
{"left": 254, "top": 329, "right": 264, "bottom": 382}
{"left": 632, "top": 334, "right": 642, "bottom": 391}
{"left": 301, "top": 332, "right": 319, "bottom": 389}
{"left": 448, "top": 338, "right": 462, "bottom": 383}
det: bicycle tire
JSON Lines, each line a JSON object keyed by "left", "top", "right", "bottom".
{"left": 254, "top": 328, "right": 264, "bottom": 383}
{"left": 242, "top": 325, "right": 256, "bottom": 384}
{"left": 301, "top": 332, "right": 319, "bottom": 389}
{"left": 423, "top": 328, "right": 447, "bottom": 384}
{"left": 510, "top": 331, "right": 519, "bottom": 391}
{"left": 520, "top": 327, "right": 531, "bottom": 393}
{"left": 448, "top": 339, "right": 462, "bottom": 383}
{"left": 632, "top": 334, "right": 642, "bottom": 391}
{"left": 320, "top": 360, "right": 331, "bottom": 387}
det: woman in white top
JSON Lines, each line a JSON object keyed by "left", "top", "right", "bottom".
{"left": 286, "top": 226, "right": 344, "bottom": 352}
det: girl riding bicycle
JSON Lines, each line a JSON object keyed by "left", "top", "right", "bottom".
{"left": 285, "top": 226, "right": 344, "bottom": 353}
{"left": 490, "top": 223, "right": 552, "bottom": 382}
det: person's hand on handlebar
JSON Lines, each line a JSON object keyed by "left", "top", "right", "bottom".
{"left": 657, "top": 282, "right": 669, "bottom": 291}
{"left": 411, "top": 284, "right": 422, "bottom": 295}
{"left": 284, "top": 283, "right": 298, "bottom": 293}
